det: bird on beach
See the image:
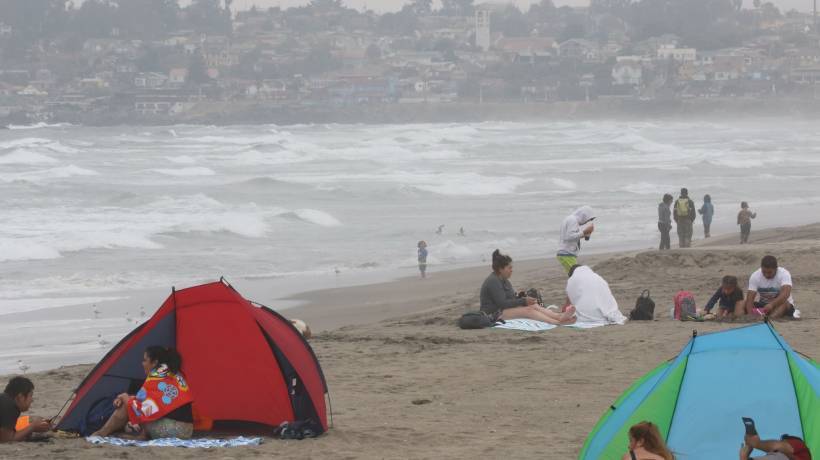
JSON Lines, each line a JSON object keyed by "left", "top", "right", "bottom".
{"left": 97, "top": 333, "right": 109, "bottom": 347}
{"left": 17, "top": 359, "right": 29, "bottom": 374}
{"left": 92, "top": 304, "right": 100, "bottom": 319}
{"left": 334, "top": 266, "right": 341, "bottom": 275}
{"left": 125, "top": 312, "right": 132, "bottom": 323}
{"left": 139, "top": 307, "right": 145, "bottom": 318}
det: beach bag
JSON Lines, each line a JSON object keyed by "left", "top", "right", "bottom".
{"left": 78, "top": 394, "right": 117, "bottom": 436}
{"left": 629, "top": 290, "right": 655, "bottom": 320}
{"left": 675, "top": 198, "right": 690, "bottom": 218}
{"left": 458, "top": 311, "right": 501, "bottom": 329}
{"left": 674, "top": 291, "right": 698, "bottom": 320}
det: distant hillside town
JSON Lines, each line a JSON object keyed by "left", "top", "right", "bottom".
{"left": 1, "top": 0, "right": 819, "bottom": 124}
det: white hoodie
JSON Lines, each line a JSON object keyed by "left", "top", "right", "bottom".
{"left": 566, "top": 265, "right": 627, "bottom": 325}
{"left": 557, "top": 206, "right": 595, "bottom": 257}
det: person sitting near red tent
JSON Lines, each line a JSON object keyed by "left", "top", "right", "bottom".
{"left": 740, "top": 432, "right": 812, "bottom": 460}
{"left": 92, "top": 347, "right": 194, "bottom": 440}
{"left": 621, "top": 421, "right": 676, "bottom": 460}
{"left": 1, "top": 377, "right": 51, "bottom": 443}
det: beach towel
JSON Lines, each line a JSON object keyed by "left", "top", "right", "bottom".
{"left": 566, "top": 266, "right": 627, "bottom": 325}
{"left": 85, "top": 435, "right": 263, "bottom": 448}
{"left": 128, "top": 365, "right": 193, "bottom": 425}
{"left": 493, "top": 318, "right": 608, "bottom": 331}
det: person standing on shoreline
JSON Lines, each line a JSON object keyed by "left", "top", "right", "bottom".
{"left": 658, "top": 193, "right": 673, "bottom": 250}
{"left": 698, "top": 194, "right": 714, "bottom": 238}
{"left": 557, "top": 206, "right": 595, "bottom": 273}
{"left": 673, "top": 188, "right": 696, "bottom": 248}
{"left": 738, "top": 201, "right": 757, "bottom": 244}
{"left": 417, "top": 240, "right": 428, "bottom": 279}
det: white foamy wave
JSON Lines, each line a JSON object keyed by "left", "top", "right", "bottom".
{"left": 551, "top": 178, "right": 577, "bottom": 190}
{"left": 0, "top": 165, "right": 98, "bottom": 183}
{"left": 620, "top": 182, "right": 669, "bottom": 195}
{"left": 430, "top": 240, "right": 473, "bottom": 260}
{"left": 0, "top": 239, "right": 62, "bottom": 262}
{"left": 0, "top": 149, "right": 58, "bottom": 165}
{"left": 415, "top": 174, "right": 530, "bottom": 196}
{"left": 6, "top": 122, "right": 72, "bottom": 130}
{"left": 165, "top": 155, "right": 198, "bottom": 164}
{"left": 152, "top": 167, "right": 216, "bottom": 176}
{"left": 612, "top": 133, "right": 678, "bottom": 155}
{"left": 286, "top": 209, "right": 342, "bottom": 227}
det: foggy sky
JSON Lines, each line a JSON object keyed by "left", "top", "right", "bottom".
{"left": 229, "top": 0, "right": 814, "bottom": 13}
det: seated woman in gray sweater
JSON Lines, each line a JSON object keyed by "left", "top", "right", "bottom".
{"left": 480, "top": 250, "right": 576, "bottom": 324}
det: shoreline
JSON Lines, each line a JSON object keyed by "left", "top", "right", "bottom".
{"left": 3, "top": 221, "right": 815, "bottom": 374}
{"left": 9, "top": 98, "right": 820, "bottom": 128}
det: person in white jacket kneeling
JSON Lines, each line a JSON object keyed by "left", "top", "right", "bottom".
{"left": 566, "top": 264, "right": 627, "bottom": 325}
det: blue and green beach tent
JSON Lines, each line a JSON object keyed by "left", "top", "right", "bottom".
{"left": 580, "top": 322, "right": 819, "bottom": 460}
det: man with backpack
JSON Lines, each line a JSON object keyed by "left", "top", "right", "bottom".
{"left": 673, "top": 188, "right": 696, "bottom": 248}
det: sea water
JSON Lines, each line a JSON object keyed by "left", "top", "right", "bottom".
{"left": 2, "top": 119, "right": 820, "bottom": 372}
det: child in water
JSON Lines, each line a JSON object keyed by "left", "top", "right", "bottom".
{"left": 737, "top": 202, "right": 757, "bottom": 244}
{"left": 703, "top": 275, "right": 745, "bottom": 319}
{"left": 417, "top": 240, "right": 428, "bottom": 279}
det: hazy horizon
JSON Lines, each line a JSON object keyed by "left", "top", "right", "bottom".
{"left": 230, "top": 0, "right": 815, "bottom": 13}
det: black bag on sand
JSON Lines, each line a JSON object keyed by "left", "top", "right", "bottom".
{"left": 458, "top": 311, "right": 503, "bottom": 329}
{"left": 629, "top": 290, "right": 655, "bottom": 320}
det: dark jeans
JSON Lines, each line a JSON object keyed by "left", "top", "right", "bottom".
{"left": 658, "top": 222, "right": 671, "bottom": 250}
{"left": 740, "top": 223, "right": 751, "bottom": 244}
{"left": 677, "top": 219, "right": 693, "bottom": 248}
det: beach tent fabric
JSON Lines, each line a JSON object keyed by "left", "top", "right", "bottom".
{"left": 580, "top": 322, "right": 819, "bottom": 460}
{"left": 56, "top": 281, "right": 328, "bottom": 434}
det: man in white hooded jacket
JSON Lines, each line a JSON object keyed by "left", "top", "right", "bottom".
{"left": 566, "top": 265, "right": 627, "bottom": 325}
{"left": 556, "top": 206, "right": 595, "bottom": 273}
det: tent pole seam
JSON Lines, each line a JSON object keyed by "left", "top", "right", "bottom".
{"left": 665, "top": 336, "right": 695, "bottom": 443}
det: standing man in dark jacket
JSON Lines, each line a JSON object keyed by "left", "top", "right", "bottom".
{"left": 673, "top": 188, "right": 696, "bottom": 248}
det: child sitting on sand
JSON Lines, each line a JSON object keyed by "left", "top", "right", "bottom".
{"left": 703, "top": 275, "right": 745, "bottom": 319}
{"left": 737, "top": 202, "right": 757, "bottom": 244}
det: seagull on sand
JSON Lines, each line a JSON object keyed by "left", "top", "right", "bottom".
{"left": 17, "top": 360, "right": 29, "bottom": 374}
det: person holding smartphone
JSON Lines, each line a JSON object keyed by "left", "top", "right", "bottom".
{"left": 739, "top": 417, "right": 812, "bottom": 460}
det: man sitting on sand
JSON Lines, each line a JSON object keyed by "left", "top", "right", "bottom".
{"left": 743, "top": 255, "right": 797, "bottom": 319}
{"left": 0, "top": 377, "right": 51, "bottom": 443}
{"left": 566, "top": 265, "right": 627, "bottom": 325}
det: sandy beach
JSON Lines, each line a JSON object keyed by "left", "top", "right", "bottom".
{"left": 1, "top": 223, "right": 818, "bottom": 459}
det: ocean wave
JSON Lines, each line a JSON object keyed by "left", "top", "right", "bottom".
{"left": 550, "top": 178, "right": 577, "bottom": 190}
{"left": 282, "top": 209, "right": 342, "bottom": 227}
{"left": 164, "top": 155, "right": 198, "bottom": 164}
{"left": 151, "top": 167, "right": 216, "bottom": 176}
{"left": 0, "top": 165, "right": 98, "bottom": 183}
{"left": 0, "top": 239, "right": 62, "bottom": 262}
{"left": 6, "top": 122, "right": 73, "bottom": 130}
{"left": 0, "top": 149, "right": 59, "bottom": 165}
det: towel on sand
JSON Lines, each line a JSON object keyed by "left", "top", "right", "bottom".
{"left": 493, "top": 318, "right": 608, "bottom": 331}
{"left": 85, "top": 436, "right": 263, "bottom": 448}
{"left": 566, "top": 266, "right": 627, "bottom": 325}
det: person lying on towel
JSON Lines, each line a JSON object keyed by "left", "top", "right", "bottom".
{"left": 92, "top": 347, "right": 194, "bottom": 440}
{"left": 566, "top": 265, "right": 627, "bottom": 325}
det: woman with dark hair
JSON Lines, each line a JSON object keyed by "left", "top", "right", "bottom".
{"left": 479, "top": 250, "right": 575, "bottom": 324}
{"left": 92, "top": 346, "right": 194, "bottom": 439}
{"left": 622, "top": 422, "right": 675, "bottom": 460}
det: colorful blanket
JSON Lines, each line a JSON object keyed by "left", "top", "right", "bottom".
{"left": 85, "top": 436, "right": 263, "bottom": 448}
